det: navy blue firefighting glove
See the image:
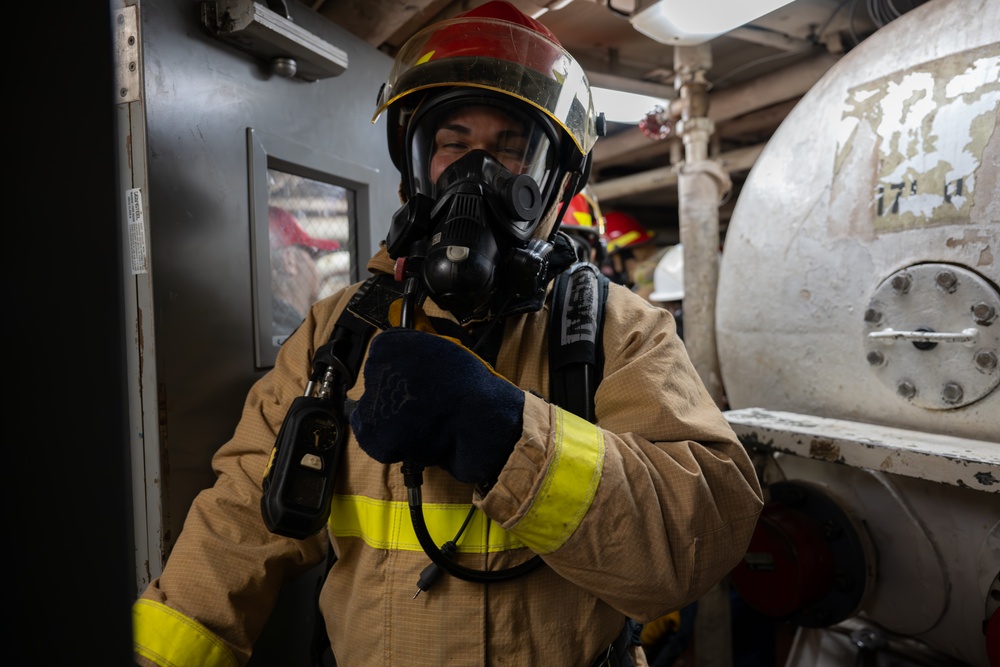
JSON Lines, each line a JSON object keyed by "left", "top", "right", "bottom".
{"left": 350, "top": 328, "right": 525, "bottom": 485}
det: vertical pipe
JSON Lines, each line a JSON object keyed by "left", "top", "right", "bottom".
{"left": 674, "top": 44, "right": 734, "bottom": 667}
{"left": 674, "top": 45, "right": 729, "bottom": 409}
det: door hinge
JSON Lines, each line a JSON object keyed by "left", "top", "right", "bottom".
{"left": 112, "top": 5, "right": 141, "bottom": 105}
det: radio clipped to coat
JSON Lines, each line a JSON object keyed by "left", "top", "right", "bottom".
{"left": 261, "top": 325, "right": 364, "bottom": 539}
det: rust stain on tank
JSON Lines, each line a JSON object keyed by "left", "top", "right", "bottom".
{"left": 945, "top": 229, "right": 992, "bottom": 249}
{"left": 809, "top": 438, "right": 841, "bottom": 461}
{"left": 977, "top": 245, "right": 994, "bottom": 267}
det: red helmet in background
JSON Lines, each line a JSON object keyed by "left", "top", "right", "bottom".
{"left": 560, "top": 190, "right": 607, "bottom": 264}
{"left": 560, "top": 191, "right": 603, "bottom": 237}
{"left": 603, "top": 211, "right": 654, "bottom": 254}
{"left": 268, "top": 206, "right": 340, "bottom": 256}
{"left": 372, "top": 0, "right": 603, "bottom": 241}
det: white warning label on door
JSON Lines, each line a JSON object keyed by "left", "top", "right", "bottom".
{"left": 126, "top": 188, "right": 148, "bottom": 275}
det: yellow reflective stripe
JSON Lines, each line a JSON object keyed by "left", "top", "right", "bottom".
{"left": 513, "top": 408, "right": 603, "bottom": 554}
{"left": 328, "top": 495, "right": 524, "bottom": 553}
{"left": 133, "top": 599, "right": 238, "bottom": 667}
{"left": 607, "top": 230, "right": 642, "bottom": 253}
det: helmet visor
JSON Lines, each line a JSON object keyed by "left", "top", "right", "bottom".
{"left": 373, "top": 16, "right": 598, "bottom": 157}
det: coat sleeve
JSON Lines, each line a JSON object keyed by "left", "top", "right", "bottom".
{"left": 478, "top": 283, "right": 764, "bottom": 623}
{"left": 133, "top": 289, "right": 354, "bottom": 667}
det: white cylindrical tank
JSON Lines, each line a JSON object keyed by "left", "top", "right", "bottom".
{"left": 718, "top": 0, "right": 998, "bottom": 439}
{"left": 717, "top": 1, "right": 999, "bottom": 665}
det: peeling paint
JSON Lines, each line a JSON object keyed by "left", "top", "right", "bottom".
{"left": 737, "top": 432, "right": 777, "bottom": 453}
{"left": 834, "top": 43, "right": 1000, "bottom": 233}
{"left": 726, "top": 408, "right": 1000, "bottom": 491}
{"left": 809, "top": 437, "right": 842, "bottom": 462}
{"left": 974, "top": 470, "right": 998, "bottom": 486}
{"left": 945, "top": 229, "right": 993, "bottom": 248}
{"left": 978, "top": 244, "right": 994, "bottom": 267}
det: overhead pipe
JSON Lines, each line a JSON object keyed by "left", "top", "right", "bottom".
{"left": 590, "top": 143, "right": 763, "bottom": 201}
{"left": 584, "top": 69, "right": 676, "bottom": 100}
{"left": 727, "top": 24, "right": 813, "bottom": 51}
{"left": 592, "top": 51, "right": 839, "bottom": 167}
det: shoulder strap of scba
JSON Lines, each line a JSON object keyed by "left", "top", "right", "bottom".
{"left": 547, "top": 261, "right": 609, "bottom": 423}
{"left": 331, "top": 266, "right": 609, "bottom": 422}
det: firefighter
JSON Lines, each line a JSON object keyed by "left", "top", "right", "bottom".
{"left": 560, "top": 189, "right": 608, "bottom": 266}
{"left": 647, "top": 243, "right": 685, "bottom": 339}
{"left": 602, "top": 210, "right": 660, "bottom": 288}
{"left": 132, "top": 3, "right": 763, "bottom": 666}
{"left": 268, "top": 205, "right": 341, "bottom": 339}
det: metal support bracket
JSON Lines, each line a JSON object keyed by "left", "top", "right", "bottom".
{"left": 201, "top": 0, "right": 348, "bottom": 82}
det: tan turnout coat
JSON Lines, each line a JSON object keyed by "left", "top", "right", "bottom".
{"left": 134, "top": 247, "right": 763, "bottom": 667}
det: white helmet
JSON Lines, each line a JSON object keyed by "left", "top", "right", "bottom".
{"left": 649, "top": 244, "right": 684, "bottom": 302}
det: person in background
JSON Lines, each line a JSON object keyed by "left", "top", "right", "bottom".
{"left": 559, "top": 188, "right": 607, "bottom": 266}
{"left": 602, "top": 210, "right": 660, "bottom": 288}
{"left": 268, "top": 205, "right": 340, "bottom": 338}
{"left": 132, "top": 3, "right": 763, "bottom": 666}
{"left": 646, "top": 243, "right": 684, "bottom": 340}
{"left": 640, "top": 604, "right": 696, "bottom": 667}
{"left": 630, "top": 244, "right": 668, "bottom": 304}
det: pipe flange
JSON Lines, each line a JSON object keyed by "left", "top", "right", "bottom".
{"left": 678, "top": 159, "right": 732, "bottom": 192}
{"left": 675, "top": 116, "right": 715, "bottom": 137}
{"left": 863, "top": 263, "right": 1000, "bottom": 410}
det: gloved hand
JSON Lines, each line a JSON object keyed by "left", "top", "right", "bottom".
{"left": 350, "top": 328, "right": 525, "bottom": 485}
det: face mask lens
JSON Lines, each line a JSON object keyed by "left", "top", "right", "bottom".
{"left": 409, "top": 101, "right": 554, "bottom": 200}
{"left": 518, "top": 130, "right": 551, "bottom": 193}
{"left": 401, "top": 97, "right": 563, "bottom": 319}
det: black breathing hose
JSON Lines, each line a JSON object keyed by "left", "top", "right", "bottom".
{"left": 397, "top": 272, "right": 543, "bottom": 585}
{"left": 402, "top": 464, "right": 543, "bottom": 584}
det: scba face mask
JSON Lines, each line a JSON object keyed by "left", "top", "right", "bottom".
{"left": 387, "top": 149, "right": 556, "bottom": 320}
{"left": 374, "top": 1, "right": 605, "bottom": 321}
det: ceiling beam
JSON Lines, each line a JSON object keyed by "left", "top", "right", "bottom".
{"left": 315, "top": 0, "right": 444, "bottom": 46}
{"left": 591, "top": 51, "right": 839, "bottom": 165}
{"left": 585, "top": 70, "right": 676, "bottom": 99}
